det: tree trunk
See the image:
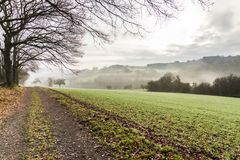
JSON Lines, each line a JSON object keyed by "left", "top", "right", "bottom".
{"left": 3, "top": 35, "right": 14, "bottom": 87}
{"left": 4, "top": 53, "right": 13, "bottom": 87}
{"left": 0, "top": 64, "right": 4, "bottom": 82}
{"left": 12, "top": 66, "right": 18, "bottom": 85}
{"left": 16, "top": 68, "right": 19, "bottom": 85}
{"left": 12, "top": 47, "right": 19, "bottom": 86}
{"left": 3, "top": 43, "right": 13, "bottom": 87}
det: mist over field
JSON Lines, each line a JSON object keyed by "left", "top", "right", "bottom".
{"left": 19, "top": 0, "right": 240, "bottom": 89}
{"left": 41, "top": 55, "right": 239, "bottom": 89}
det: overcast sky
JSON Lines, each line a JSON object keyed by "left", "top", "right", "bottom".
{"left": 26, "top": 0, "right": 240, "bottom": 84}
{"left": 76, "top": 0, "right": 240, "bottom": 68}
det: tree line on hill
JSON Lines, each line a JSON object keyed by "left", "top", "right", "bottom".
{"left": 146, "top": 73, "right": 240, "bottom": 97}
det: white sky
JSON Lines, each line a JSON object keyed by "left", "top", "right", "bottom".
{"left": 26, "top": 0, "right": 240, "bottom": 84}
{"left": 78, "top": 1, "right": 206, "bottom": 68}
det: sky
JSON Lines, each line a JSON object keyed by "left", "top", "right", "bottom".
{"left": 26, "top": 0, "right": 240, "bottom": 84}
{"left": 77, "top": 0, "right": 240, "bottom": 68}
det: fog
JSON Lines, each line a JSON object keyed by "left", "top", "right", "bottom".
{"left": 24, "top": 0, "right": 240, "bottom": 89}
{"left": 27, "top": 55, "right": 240, "bottom": 89}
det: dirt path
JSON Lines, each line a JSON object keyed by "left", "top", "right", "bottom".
{"left": 37, "top": 89, "right": 110, "bottom": 160}
{"left": 0, "top": 88, "right": 31, "bottom": 160}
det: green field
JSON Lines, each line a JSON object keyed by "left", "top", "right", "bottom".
{"left": 55, "top": 88, "right": 240, "bottom": 159}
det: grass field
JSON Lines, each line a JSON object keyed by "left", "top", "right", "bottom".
{"left": 55, "top": 88, "right": 240, "bottom": 159}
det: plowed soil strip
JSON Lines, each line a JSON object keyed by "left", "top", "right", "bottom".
{"left": 37, "top": 89, "right": 109, "bottom": 160}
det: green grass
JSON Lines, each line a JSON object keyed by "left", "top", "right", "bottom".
{"left": 55, "top": 88, "right": 240, "bottom": 159}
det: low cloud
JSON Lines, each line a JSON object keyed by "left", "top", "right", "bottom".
{"left": 207, "top": 10, "right": 234, "bottom": 32}
{"left": 163, "top": 0, "right": 240, "bottom": 61}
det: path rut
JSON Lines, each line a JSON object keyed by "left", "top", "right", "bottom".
{"left": 37, "top": 89, "right": 110, "bottom": 160}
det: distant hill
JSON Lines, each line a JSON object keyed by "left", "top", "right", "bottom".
{"left": 67, "top": 55, "right": 240, "bottom": 89}
{"left": 148, "top": 56, "right": 240, "bottom": 73}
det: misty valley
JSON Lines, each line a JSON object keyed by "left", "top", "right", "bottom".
{"left": 1, "top": 0, "right": 240, "bottom": 159}
{"left": 35, "top": 56, "right": 240, "bottom": 93}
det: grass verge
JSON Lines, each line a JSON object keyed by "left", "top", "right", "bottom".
{"left": 22, "top": 91, "right": 58, "bottom": 160}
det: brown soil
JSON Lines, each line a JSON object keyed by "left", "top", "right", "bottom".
{"left": 37, "top": 88, "right": 111, "bottom": 160}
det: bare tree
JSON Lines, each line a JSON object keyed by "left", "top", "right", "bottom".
{"left": 32, "top": 77, "right": 41, "bottom": 85}
{"left": 0, "top": 0, "right": 84, "bottom": 87}
{"left": 0, "top": 0, "right": 211, "bottom": 87}
{"left": 48, "top": 77, "right": 54, "bottom": 87}
{"left": 54, "top": 78, "right": 66, "bottom": 87}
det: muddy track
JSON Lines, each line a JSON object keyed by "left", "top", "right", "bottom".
{"left": 0, "top": 88, "right": 31, "bottom": 160}
{"left": 37, "top": 89, "right": 110, "bottom": 160}
{"left": 50, "top": 89, "right": 218, "bottom": 160}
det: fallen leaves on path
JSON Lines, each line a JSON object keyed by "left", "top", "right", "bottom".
{"left": 0, "top": 87, "right": 24, "bottom": 122}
